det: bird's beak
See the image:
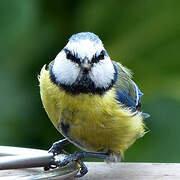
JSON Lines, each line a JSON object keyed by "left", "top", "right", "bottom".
{"left": 80, "top": 57, "right": 91, "bottom": 73}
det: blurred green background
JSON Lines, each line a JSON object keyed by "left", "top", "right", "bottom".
{"left": 0, "top": 0, "right": 180, "bottom": 163}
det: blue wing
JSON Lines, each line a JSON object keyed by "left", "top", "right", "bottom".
{"left": 115, "top": 82, "right": 143, "bottom": 112}
{"left": 113, "top": 61, "right": 143, "bottom": 112}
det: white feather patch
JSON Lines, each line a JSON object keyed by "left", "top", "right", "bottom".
{"left": 90, "top": 57, "right": 115, "bottom": 88}
{"left": 52, "top": 51, "right": 80, "bottom": 85}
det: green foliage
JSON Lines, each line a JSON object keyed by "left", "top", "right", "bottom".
{"left": 0, "top": 0, "right": 180, "bottom": 162}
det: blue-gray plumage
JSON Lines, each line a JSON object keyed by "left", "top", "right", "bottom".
{"left": 113, "top": 62, "right": 143, "bottom": 111}
{"left": 116, "top": 89, "right": 141, "bottom": 111}
{"left": 113, "top": 62, "right": 149, "bottom": 118}
{"left": 69, "top": 32, "right": 102, "bottom": 45}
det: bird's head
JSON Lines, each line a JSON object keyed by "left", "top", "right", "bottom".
{"left": 50, "top": 32, "right": 117, "bottom": 95}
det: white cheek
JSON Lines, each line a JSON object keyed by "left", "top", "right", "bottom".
{"left": 52, "top": 52, "right": 80, "bottom": 85}
{"left": 90, "top": 58, "right": 115, "bottom": 88}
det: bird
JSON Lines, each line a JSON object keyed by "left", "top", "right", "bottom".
{"left": 39, "top": 32, "right": 149, "bottom": 177}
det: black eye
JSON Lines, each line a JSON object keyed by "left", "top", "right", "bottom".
{"left": 64, "top": 49, "right": 80, "bottom": 64}
{"left": 98, "top": 50, "right": 105, "bottom": 60}
{"left": 64, "top": 49, "right": 75, "bottom": 60}
{"left": 92, "top": 50, "right": 106, "bottom": 63}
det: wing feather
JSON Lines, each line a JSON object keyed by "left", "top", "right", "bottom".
{"left": 113, "top": 61, "right": 143, "bottom": 112}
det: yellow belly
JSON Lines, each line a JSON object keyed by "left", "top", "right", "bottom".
{"left": 39, "top": 65, "right": 145, "bottom": 155}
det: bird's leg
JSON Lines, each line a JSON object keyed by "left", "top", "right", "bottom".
{"left": 48, "top": 138, "right": 69, "bottom": 155}
{"left": 56, "top": 151, "right": 109, "bottom": 177}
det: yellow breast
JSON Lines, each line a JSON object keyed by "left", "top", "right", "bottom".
{"left": 39, "top": 65, "right": 145, "bottom": 155}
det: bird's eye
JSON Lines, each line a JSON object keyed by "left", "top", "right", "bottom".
{"left": 64, "top": 49, "right": 75, "bottom": 60}
{"left": 92, "top": 50, "right": 106, "bottom": 63}
{"left": 98, "top": 50, "right": 105, "bottom": 60}
{"left": 64, "top": 49, "right": 80, "bottom": 64}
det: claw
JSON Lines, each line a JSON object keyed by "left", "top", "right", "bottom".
{"left": 75, "top": 161, "right": 88, "bottom": 178}
{"left": 44, "top": 166, "right": 50, "bottom": 171}
{"left": 44, "top": 164, "right": 58, "bottom": 171}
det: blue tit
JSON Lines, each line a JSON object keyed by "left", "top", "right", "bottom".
{"left": 39, "top": 32, "right": 149, "bottom": 177}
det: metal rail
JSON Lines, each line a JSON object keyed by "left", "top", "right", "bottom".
{"left": 0, "top": 146, "right": 78, "bottom": 179}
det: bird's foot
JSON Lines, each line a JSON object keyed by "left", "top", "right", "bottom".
{"left": 44, "top": 139, "right": 69, "bottom": 171}
{"left": 45, "top": 151, "right": 108, "bottom": 177}
{"left": 48, "top": 139, "right": 69, "bottom": 155}
{"left": 48, "top": 142, "right": 63, "bottom": 155}
{"left": 44, "top": 152, "right": 88, "bottom": 177}
{"left": 57, "top": 152, "right": 84, "bottom": 166}
{"left": 55, "top": 152, "right": 88, "bottom": 178}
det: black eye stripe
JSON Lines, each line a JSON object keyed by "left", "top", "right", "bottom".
{"left": 92, "top": 50, "right": 106, "bottom": 63}
{"left": 64, "top": 49, "right": 106, "bottom": 64}
{"left": 64, "top": 48, "right": 80, "bottom": 64}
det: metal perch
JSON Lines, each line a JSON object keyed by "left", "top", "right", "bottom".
{"left": 0, "top": 146, "right": 78, "bottom": 179}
